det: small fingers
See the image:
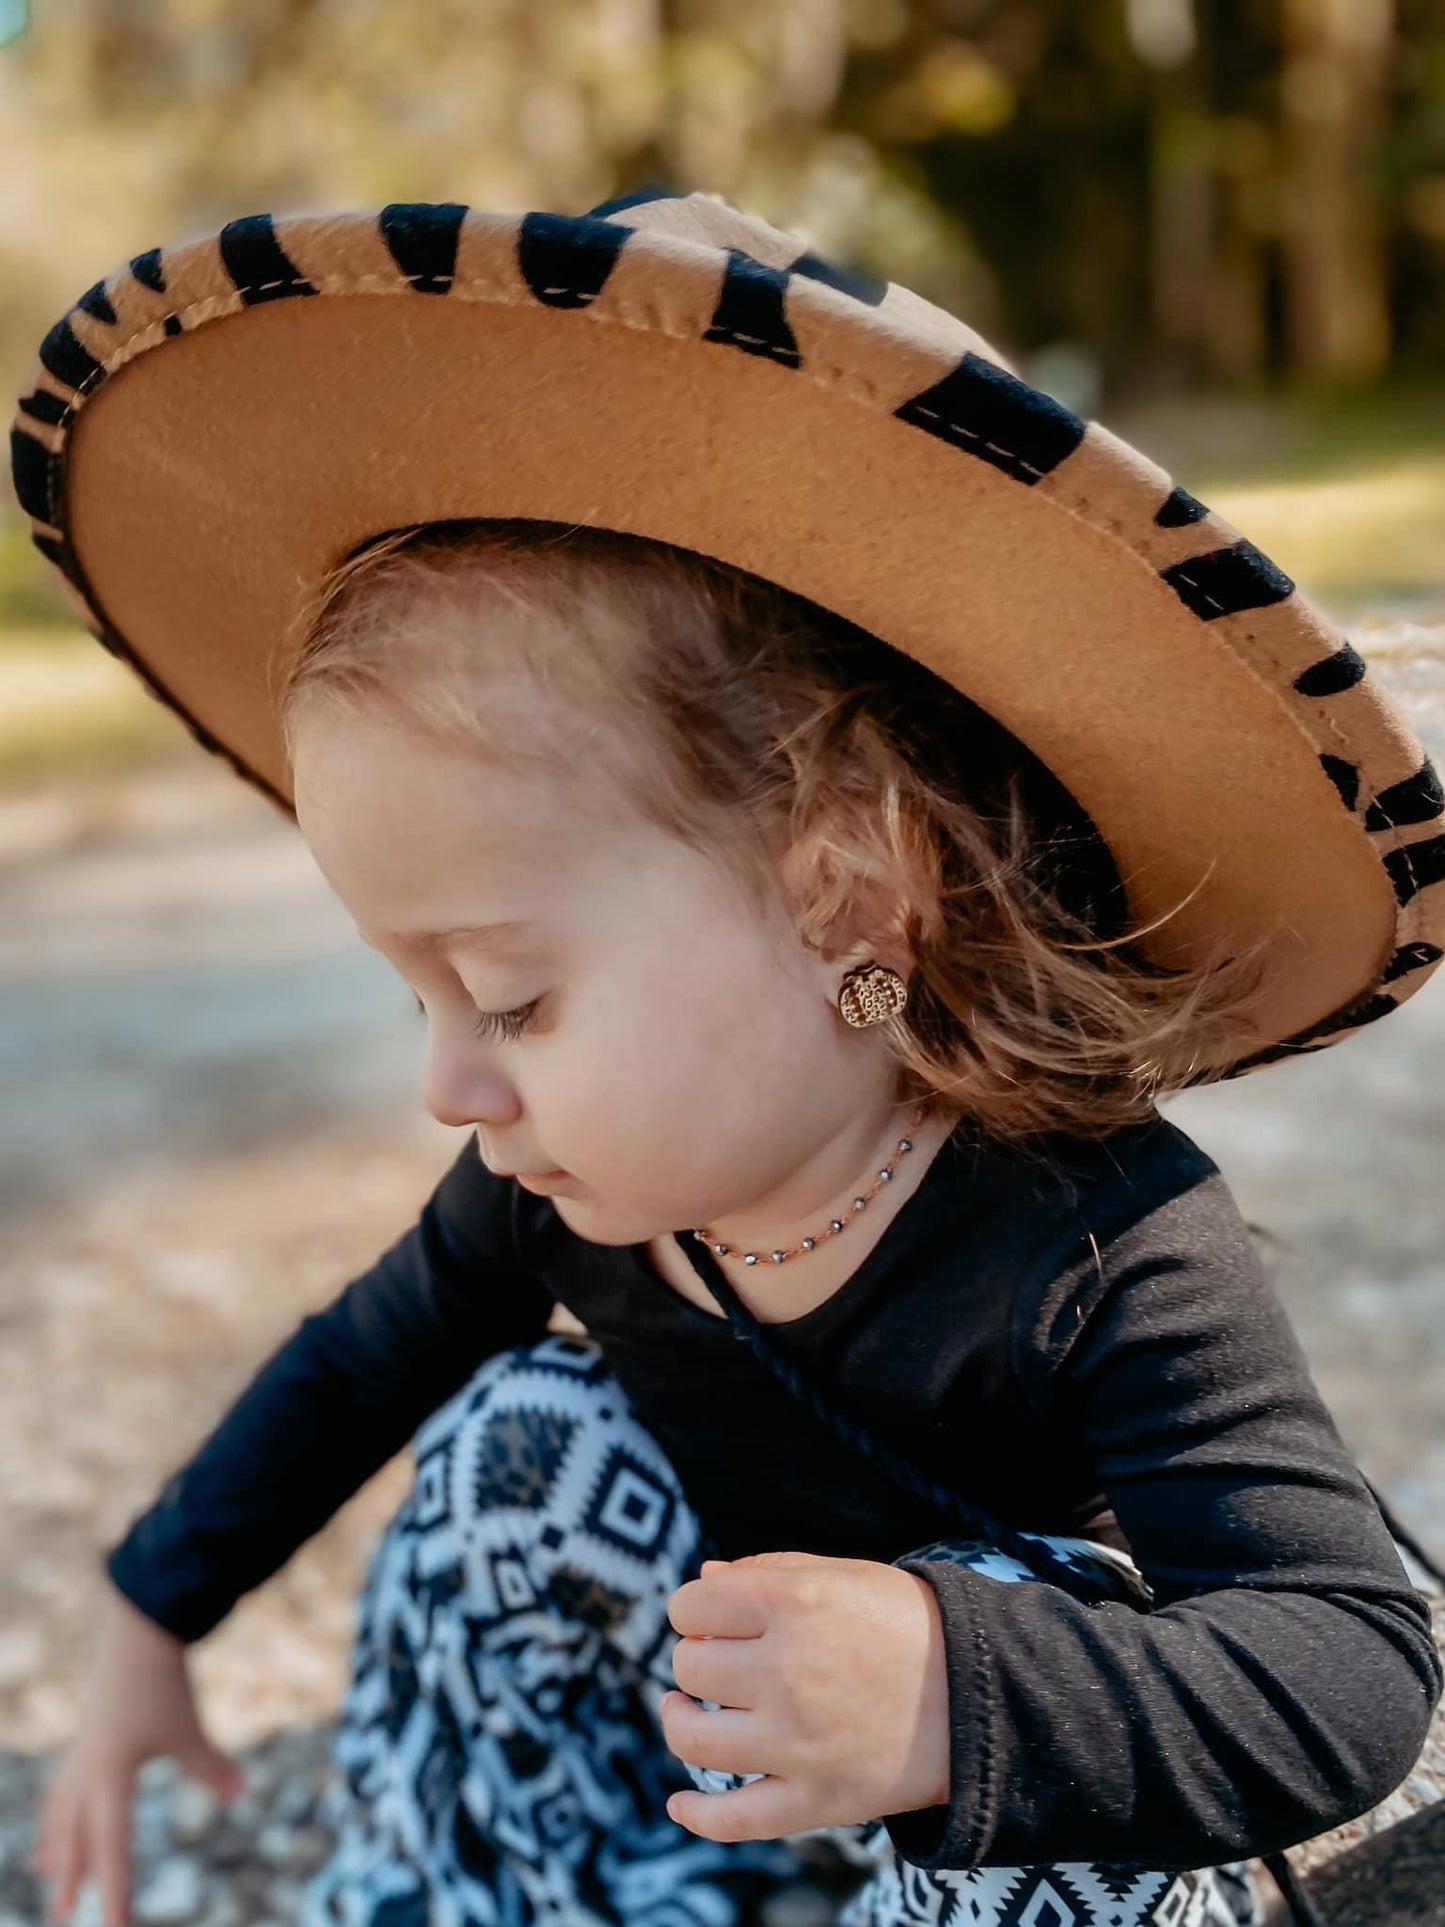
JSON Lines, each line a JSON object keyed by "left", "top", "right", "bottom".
{"left": 669, "top": 1638, "right": 756, "bottom": 1709}
{"left": 87, "top": 1786, "right": 133, "bottom": 1927}
{"left": 665, "top": 1774, "right": 801, "bottom": 1843}
{"left": 658, "top": 1692, "right": 767, "bottom": 1778}
{"left": 36, "top": 1784, "right": 80, "bottom": 1921}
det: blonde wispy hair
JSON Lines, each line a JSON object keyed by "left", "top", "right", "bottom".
{"left": 275, "top": 517, "right": 1270, "bottom": 1155}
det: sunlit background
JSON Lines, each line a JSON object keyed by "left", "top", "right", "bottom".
{"left": 1, "top": 1, "right": 1443, "bottom": 1913}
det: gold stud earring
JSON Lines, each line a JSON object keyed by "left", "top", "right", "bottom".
{"left": 837, "top": 961, "right": 909, "bottom": 1028}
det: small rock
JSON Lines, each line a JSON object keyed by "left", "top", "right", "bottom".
{"left": 70, "top": 1882, "right": 111, "bottom": 1927}
{"left": 132, "top": 1854, "right": 207, "bottom": 1924}
{"left": 193, "top": 1893, "right": 244, "bottom": 1927}
{"left": 256, "top": 1821, "right": 296, "bottom": 1865}
{"left": 169, "top": 1780, "right": 222, "bottom": 1844}
{"left": 221, "top": 1790, "right": 264, "bottom": 1829}
{"left": 758, "top": 1881, "right": 840, "bottom": 1927}
{"left": 290, "top": 1823, "right": 334, "bottom": 1865}
{"left": 239, "top": 1754, "right": 276, "bottom": 1799}
{"left": 273, "top": 1772, "right": 317, "bottom": 1824}
{"left": 132, "top": 1790, "right": 174, "bottom": 1858}
{"left": 203, "top": 1824, "right": 255, "bottom": 1871}
{"left": 136, "top": 1756, "right": 182, "bottom": 1797}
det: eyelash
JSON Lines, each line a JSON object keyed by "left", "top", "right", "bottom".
{"left": 410, "top": 993, "right": 543, "bottom": 1042}
{"left": 470, "top": 997, "right": 543, "bottom": 1043}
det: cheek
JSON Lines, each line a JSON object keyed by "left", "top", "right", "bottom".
{"left": 601, "top": 959, "right": 830, "bottom": 1154}
{"left": 534, "top": 967, "right": 811, "bottom": 1179}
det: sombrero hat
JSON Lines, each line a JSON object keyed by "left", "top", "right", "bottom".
{"left": 9, "top": 184, "right": 1445, "bottom": 1081}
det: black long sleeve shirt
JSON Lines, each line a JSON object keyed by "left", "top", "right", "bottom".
{"left": 104, "top": 1109, "right": 1441, "bottom": 1873}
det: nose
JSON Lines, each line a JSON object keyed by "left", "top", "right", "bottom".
{"left": 421, "top": 1018, "right": 518, "bottom": 1134}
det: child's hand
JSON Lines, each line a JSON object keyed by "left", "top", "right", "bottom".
{"left": 29, "top": 1584, "right": 246, "bottom": 1927}
{"left": 661, "top": 1550, "right": 950, "bottom": 1842}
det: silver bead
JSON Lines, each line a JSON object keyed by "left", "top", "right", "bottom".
{"left": 853, "top": 1197, "right": 867, "bottom": 1210}
{"left": 898, "top": 1138, "right": 912, "bottom": 1152}
{"left": 744, "top": 1253, "right": 758, "bottom": 1265}
{"left": 713, "top": 1243, "right": 728, "bottom": 1256}
{"left": 830, "top": 1219, "right": 844, "bottom": 1232}
{"left": 771, "top": 1251, "right": 786, "bottom": 1263}
{"left": 802, "top": 1237, "right": 815, "bottom": 1250}
{"left": 880, "top": 1168, "right": 893, "bottom": 1180}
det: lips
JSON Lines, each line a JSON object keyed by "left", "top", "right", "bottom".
{"left": 480, "top": 1152, "right": 563, "bottom": 1180}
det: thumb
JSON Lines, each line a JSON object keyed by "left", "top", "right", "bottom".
{"left": 176, "top": 1737, "right": 247, "bottom": 1802}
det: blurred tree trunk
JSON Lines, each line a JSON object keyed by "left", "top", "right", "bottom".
{"left": 1279, "top": 0, "right": 1394, "bottom": 380}
{"left": 1149, "top": 88, "right": 1217, "bottom": 387}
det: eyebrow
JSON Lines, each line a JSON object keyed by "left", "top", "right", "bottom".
{"left": 361, "top": 920, "right": 531, "bottom": 954}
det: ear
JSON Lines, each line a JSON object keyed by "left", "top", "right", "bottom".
{"left": 823, "top": 903, "right": 915, "bottom": 988}
{"left": 808, "top": 873, "right": 912, "bottom": 970}
{"left": 774, "top": 830, "right": 916, "bottom": 988}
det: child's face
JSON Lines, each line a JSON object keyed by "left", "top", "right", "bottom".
{"left": 292, "top": 705, "right": 899, "bottom": 1244}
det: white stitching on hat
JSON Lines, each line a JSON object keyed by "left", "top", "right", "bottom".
{"left": 34, "top": 268, "right": 706, "bottom": 525}
{"left": 907, "top": 403, "right": 1043, "bottom": 477}
{"left": 1167, "top": 569, "right": 1226, "bottom": 618}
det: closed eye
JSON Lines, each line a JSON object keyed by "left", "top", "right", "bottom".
{"left": 409, "top": 992, "right": 543, "bottom": 1043}
{"left": 470, "top": 997, "right": 543, "bottom": 1043}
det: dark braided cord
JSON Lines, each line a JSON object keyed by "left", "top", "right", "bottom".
{"left": 695, "top": 1257, "right": 1149, "bottom": 1609}
{"left": 689, "top": 1254, "right": 1371, "bottom": 1927}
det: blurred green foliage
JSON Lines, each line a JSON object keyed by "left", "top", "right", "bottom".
{"left": 0, "top": 521, "right": 70, "bottom": 635}
{"left": 1, "top": 0, "right": 1442, "bottom": 782}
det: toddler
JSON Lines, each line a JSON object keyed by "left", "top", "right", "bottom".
{"left": 14, "top": 189, "right": 1444, "bottom": 1927}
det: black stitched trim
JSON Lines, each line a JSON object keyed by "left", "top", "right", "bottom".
{"left": 1382, "top": 940, "right": 1444, "bottom": 984}
{"left": 790, "top": 248, "right": 888, "bottom": 307}
{"left": 129, "top": 247, "right": 166, "bottom": 293}
{"left": 702, "top": 249, "right": 801, "bottom": 367}
{"left": 1364, "top": 760, "right": 1445, "bottom": 833}
{"left": 1384, "top": 835, "right": 1445, "bottom": 907}
{"left": 217, "top": 213, "right": 318, "bottom": 305}
{"left": 379, "top": 202, "right": 467, "bottom": 295}
{"left": 14, "top": 387, "right": 67, "bottom": 429}
{"left": 9, "top": 425, "right": 59, "bottom": 524}
{"left": 76, "top": 280, "right": 118, "bottom": 327}
{"left": 894, "top": 352, "right": 1085, "bottom": 483}
{"left": 1319, "top": 754, "right": 1361, "bottom": 813}
{"left": 1160, "top": 540, "right": 1295, "bottom": 620}
{"left": 1154, "top": 485, "right": 1209, "bottom": 526}
{"left": 1294, "top": 644, "right": 1368, "bottom": 697}
{"left": 37, "top": 314, "right": 103, "bottom": 393}
{"left": 516, "top": 210, "right": 630, "bottom": 310}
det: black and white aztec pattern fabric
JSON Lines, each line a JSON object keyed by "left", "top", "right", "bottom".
{"left": 299, "top": 1336, "right": 1266, "bottom": 1927}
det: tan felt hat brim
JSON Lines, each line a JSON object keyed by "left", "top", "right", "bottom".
{"left": 10, "top": 189, "right": 1445, "bottom": 1081}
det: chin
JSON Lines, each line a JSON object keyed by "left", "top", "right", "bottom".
{"left": 549, "top": 1190, "right": 663, "bottom": 1245}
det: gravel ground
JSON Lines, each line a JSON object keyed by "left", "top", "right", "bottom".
{"left": 1, "top": 616, "right": 1443, "bottom": 1922}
